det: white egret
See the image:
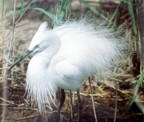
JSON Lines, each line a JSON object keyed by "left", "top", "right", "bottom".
{"left": 9, "top": 19, "right": 128, "bottom": 115}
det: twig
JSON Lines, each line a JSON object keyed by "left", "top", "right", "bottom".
{"left": 0, "top": 97, "right": 15, "bottom": 105}
{"left": 88, "top": 77, "right": 98, "bottom": 122}
{"left": 114, "top": 81, "right": 118, "bottom": 122}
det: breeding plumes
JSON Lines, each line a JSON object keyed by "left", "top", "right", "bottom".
{"left": 9, "top": 19, "right": 129, "bottom": 112}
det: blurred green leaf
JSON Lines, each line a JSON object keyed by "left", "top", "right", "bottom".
{"left": 109, "top": 8, "right": 118, "bottom": 23}
{"left": 80, "top": 0, "right": 108, "bottom": 20}
{"left": 56, "top": 0, "right": 70, "bottom": 21}
{"left": 33, "top": 7, "right": 56, "bottom": 20}
{"left": 127, "top": 70, "right": 144, "bottom": 108}
{"left": 80, "top": 0, "right": 99, "bottom": 15}
{"left": 6, "top": 9, "right": 22, "bottom": 18}
{"left": 20, "top": 0, "right": 24, "bottom": 13}
{"left": 110, "top": 1, "right": 124, "bottom": 28}
{"left": 127, "top": 0, "right": 137, "bottom": 36}
{"left": 33, "top": 7, "right": 64, "bottom": 25}
{"left": 113, "top": 8, "right": 120, "bottom": 28}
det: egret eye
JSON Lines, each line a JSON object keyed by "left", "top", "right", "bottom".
{"left": 31, "top": 44, "right": 40, "bottom": 53}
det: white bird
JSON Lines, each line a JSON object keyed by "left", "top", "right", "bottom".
{"left": 9, "top": 19, "right": 127, "bottom": 113}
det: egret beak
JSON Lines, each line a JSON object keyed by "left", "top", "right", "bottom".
{"left": 9, "top": 45, "right": 39, "bottom": 70}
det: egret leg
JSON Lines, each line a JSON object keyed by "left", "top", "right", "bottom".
{"left": 77, "top": 90, "right": 81, "bottom": 122}
{"left": 70, "top": 90, "right": 74, "bottom": 122}
{"left": 88, "top": 77, "right": 97, "bottom": 122}
{"left": 58, "top": 89, "right": 65, "bottom": 121}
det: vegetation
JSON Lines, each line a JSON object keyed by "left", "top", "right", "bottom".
{"left": 1, "top": 0, "right": 144, "bottom": 121}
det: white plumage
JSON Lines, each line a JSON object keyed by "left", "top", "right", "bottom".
{"left": 11, "top": 20, "right": 128, "bottom": 112}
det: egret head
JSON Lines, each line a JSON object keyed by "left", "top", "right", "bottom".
{"left": 9, "top": 22, "right": 59, "bottom": 70}
{"left": 28, "top": 22, "right": 49, "bottom": 53}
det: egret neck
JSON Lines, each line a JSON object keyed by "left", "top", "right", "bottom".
{"left": 26, "top": 32, "right": 61, "bottom": 111}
